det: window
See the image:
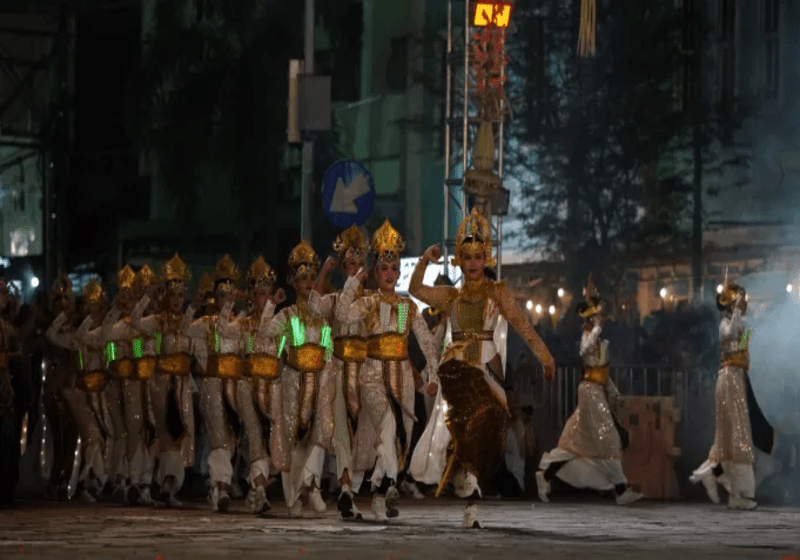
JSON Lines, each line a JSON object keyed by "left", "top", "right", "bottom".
{"left": 762, "top": 0, "right": 780, "bottom": 99}
{"left": 716, "top": 0, "right": 736, "bottom": 109}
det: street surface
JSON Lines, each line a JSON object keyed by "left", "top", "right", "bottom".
{"left": 1, "top": 497, "right": 799, "bottom": 560}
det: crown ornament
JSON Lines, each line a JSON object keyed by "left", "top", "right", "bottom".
{"left": 116, "top": 265, "right": 136, "bottom": 292}
{"left": 83, "top": 279, "right": 107, "bottom": 306}
{"left": 198, "top": 272, "right": 214, "bottom": 295}
{"left": 288, "top": 240, "right": 319, "bottom": 282}
{"left": 214, "top": 254, "right": 239, "bottom": 283}
{"left": 162, "top": 253, "right": 190, "bottom": 284}
{"left": 134, "top": 264, "right": 156, "bottom": 295}
{"left": 578, "top": 274, "right": 603, "bottom": 318}
{"left": 333, "top": 225, "right": 370, "bottom": 261}
{"left": 372, "top": 219, "right": 405, "bottom": 263}
{"left": 452, "top": 207, "right": 495, "bottom": 268}
{"left": 717, "top": 268, "right": 745, "bottom": 308}
{"left": 247, "top": 256, "right": 277, "bottom": 287}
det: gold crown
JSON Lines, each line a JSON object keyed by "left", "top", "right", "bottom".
{"left": 333, "top": 225, "right": 370, "bottom": 260}
{"left": 214, "top": 254, "right": 239, "bottom": 284}
{"left": 117, "top": 265, "right": 136, "bottom": 292}
{"left": 372, "top": 219, "right": 405, "bottom": 262}
{"left": 50, "top": 274, "right": 72, "bottom": 297}
{"left": 287, "top": 240, "right": 319, "bottom": 281}
{"left": 135, "top": 264, "right": 157, "bottom": 294}
{"left": 198, "top": 272, "right": 214, "bottom": 295}
{"left": 247, "top": 256, "right": 277, "bottom": 287}
{"left": 718, "top": 282, "right": 745, "bottom": 307}
{"left": 83, "top": 280, "right": 107, "bottom": 305}
{"left": 453, "top": 207, "right": 495, "bottom": 267}
{"left": 162, "top": 253, "right": 190, "bottom": 284}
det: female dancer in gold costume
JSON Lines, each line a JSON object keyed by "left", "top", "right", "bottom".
{"left": 409, "top": 208, "right": 555, "bottom": 528}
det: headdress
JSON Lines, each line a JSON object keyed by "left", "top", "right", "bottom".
{"left": 50, "top": 274, "right": 73, "bottom": 299}
{"left": 577, "top": 274, "right": 603, "bottom": 319}
{"left": 247, "top": 256, "right": 277, "bottom": 288}
{"left": 371, "top": 219, "right": 405, "bottom": 263}
{"left": 134, "top": 264, "right": 156, "bottom": 295}
{"left": 116, "top": 265, "right": 136, "bottom": 292}
{"left": 83, "top": 279, "right": 107, "bottom": 306}
{"left": 452, "top": 207, "right": 496, "bottom": 267}
{"left": 333, "top": 225, "right": 370, "bottom": 261}
{"left": 287, "top": 240, "right": 319, "bottom": 283}
{"left": 717, "top": 268, "right": 745, "bottom": 309}
{"left": 161, "top": 253, "right": 190, "bottom": 285}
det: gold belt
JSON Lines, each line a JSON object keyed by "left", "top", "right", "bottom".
{"left": 77, "top": 370, "right": 105, "bottom": 393}
{"left": 286, "top": 343, "right": 326, "bottom": 373}
{"left": 156, "top": 353, "right": 192, "bottom": 377}
{"left": 333, "top": 336, "right": 367, "bottom": 363}
{"left": 245, "top": 354, "right": 280, "bottom": 379}
{"left": 206, "top": 354, "right": 243, "bottom": 379}
{"left": 109, "top": 357, "right": 134, "bottom": 379}
{"left": 452, "top": 330, "right": 494, "bottom": 342}
{"left": 584, "top": 365, "right": 609, "bottom": 385}
{"left": 721, "top": 350, "right": 749, "bottom": 370}
{"left": 135, "top": 357, "right": 157, "bottom": 380}
{"left": 367, "top": 333, "right": 408, "bottom": 361}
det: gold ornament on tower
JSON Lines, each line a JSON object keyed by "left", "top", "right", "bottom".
{"left": 371, "top": 219, "right": 405, "bottom": 263}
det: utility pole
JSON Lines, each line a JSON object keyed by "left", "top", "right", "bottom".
{"left": 301, "top": 0, "right": 314, "bottom": 241}
{"left": 691, "top": 0, "right": 704, "bottom": 302}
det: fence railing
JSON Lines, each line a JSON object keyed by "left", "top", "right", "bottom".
{"left": 516, "top": 364, "right": 688, "bottom": 432}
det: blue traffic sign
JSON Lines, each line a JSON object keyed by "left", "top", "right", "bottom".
{"left": 321, "top": 160, "right": 375, "bottom": 229}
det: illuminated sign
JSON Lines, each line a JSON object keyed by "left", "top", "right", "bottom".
{"left": 473, "top": 2, "right": 512, "bottom": 28}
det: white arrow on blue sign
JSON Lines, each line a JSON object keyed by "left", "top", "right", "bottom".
{"left": 321, "top": 160, "right": 375, "bottom": 229}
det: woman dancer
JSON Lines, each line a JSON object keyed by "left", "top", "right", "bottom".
{"left": 536, "top": 278, "right": 643, "bottom": 505}
{"left": 409, "top": 208, "right": 556, "bottom": 528}
{"left": 334, "top": 219, "right": 439, "bottom": 521}
{"left": 690, "top": 278, "right": 773, "bottom": 509}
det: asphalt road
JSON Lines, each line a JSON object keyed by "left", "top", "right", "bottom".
{"left": 1, "top": 497, "right": 799, "bottom": 560}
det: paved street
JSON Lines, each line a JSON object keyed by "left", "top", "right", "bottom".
{"left": 1, "top": 497, "right": 799, "bottom": 560}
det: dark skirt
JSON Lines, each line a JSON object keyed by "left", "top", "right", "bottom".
{"left": 439, "top": 359, "right": 509, "bottom": 488}
{"left": 745, "top": 374, "right": 775, "bottom": 454}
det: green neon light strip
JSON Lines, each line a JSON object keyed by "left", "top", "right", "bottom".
{"left": 132, "top": 337, "right": 143, "bottom": 358}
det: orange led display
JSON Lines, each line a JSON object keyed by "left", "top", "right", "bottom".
{"left": 473, "top": 2, "right": 512, "bottom": 28}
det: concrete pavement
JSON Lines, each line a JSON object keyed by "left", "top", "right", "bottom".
{"left": 1, "top": 497, "right": 799, "bottom": 560}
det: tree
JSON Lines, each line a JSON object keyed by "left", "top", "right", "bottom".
{"left": 503, "top": 0, "right": 750, "bottom": 300}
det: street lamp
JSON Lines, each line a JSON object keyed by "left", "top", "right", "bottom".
{"left": 660, "top": 288, "right": 668, "bottom": 299}
{"left": 548, "top": 305, "right": 556, "bottom": 315}
{"left": 557, "top": 288, "right": 565, "bottom": 298}
{"left": 717, "top": 284, "right": 724, "bottom": 294}
{"left": 787, "top": 284, "right": 793, "bottom": 293}
{"left": 535, "top": 304, "right": 542, "bottom": 314}
{"left": 526, "top": 300, "right": 533, "bottom": 310}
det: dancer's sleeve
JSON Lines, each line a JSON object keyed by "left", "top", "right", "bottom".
{"left": 580, "top": 326, "right": 602, "bottom": 358}
{"left": 46, "top": 312, "right": 74, "bottom": 350}
{"left": 498, "top": 282, "right": 556, "bottom": 376}
{"left": 408, "top": 257, "right": 457, "bottom": 313}
{"left": 308, "top": 289, "right": 336, "bottom": 320}
{"left": 334, "top": 276, "right": 372, "bottom": 324}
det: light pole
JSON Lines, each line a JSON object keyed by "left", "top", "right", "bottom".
{"left": 301, "top": 0, "right": 315, "bottom": 241}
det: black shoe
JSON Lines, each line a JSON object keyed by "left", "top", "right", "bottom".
{"left": 126, "top": 485, "right": 140, "bottom": 506}
{"left": 338, "top": 491, "right": 355, "bottom": 519}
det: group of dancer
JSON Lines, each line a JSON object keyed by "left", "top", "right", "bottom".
{"left": 0, "top": 207, "right": 773, "bottom": 523}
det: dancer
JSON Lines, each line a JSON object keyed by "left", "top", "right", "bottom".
{"left": 335, "top": 219, "right": 440, "bottom": 521}
{"left": 409, "top": 208, "right": 556, "bottom": 528}
{"left": 216, "top": 256, "right": 286, "bottom": 515}
{"left": 130, "top": 254, "right": 196, "bottom": 507}
{"left": 271, "top": 240, "right": 335, "bottom": 518}
{"left": 105, "top": 265, "right": 139, "bottom": 503}
{"left": 42, "top": 275, "right": 80, "bottom": 500}
{"left": 690, "top": 278, "right": 774, "bottom": 509}
{"left": 187, "top": 255, "right": 242, "bottom": 513}
{"left": 307, "top": 224, "right": 371, "bottom": 519}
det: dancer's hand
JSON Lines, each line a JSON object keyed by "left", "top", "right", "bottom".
{"left": 355, "top": 267, "right": 368, "bottom": 283}
{"left": 426, "top": 382, "right": 438, "bottom": 397}
{"left": 543, "top": 361, "right": 555, "bottom": 382}
{"left": 272, "top": 288, "right": 287, "bottom": 305}
{"left": 322, "top": 256, "right": 339, "bottom": 274}
{"left": 423, "top": 245, "right": 442, "bottom": 264}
